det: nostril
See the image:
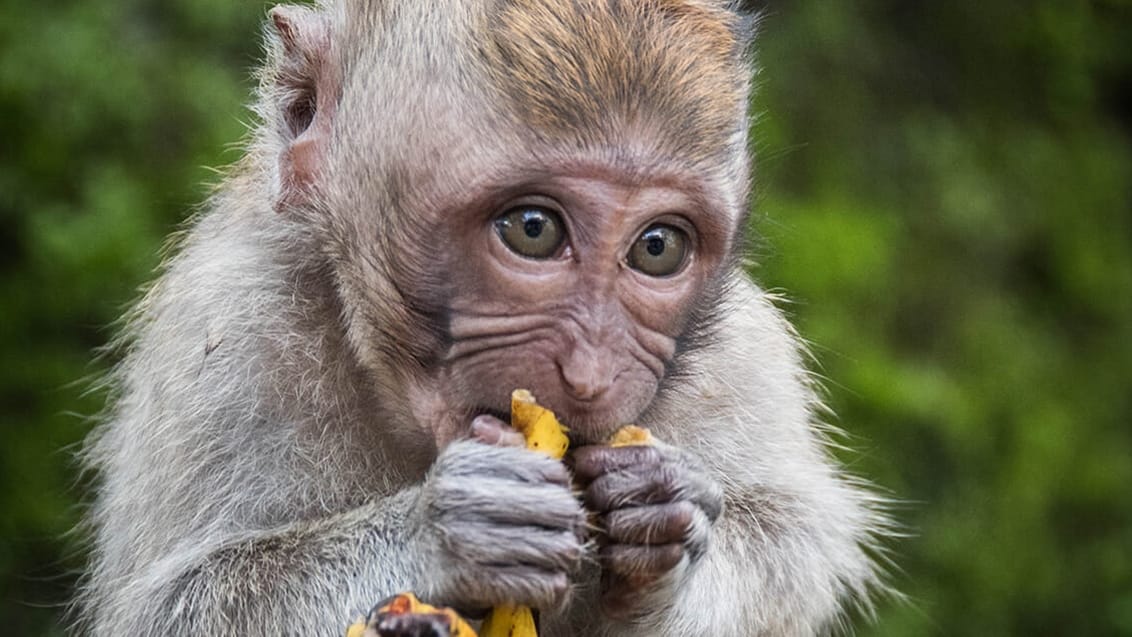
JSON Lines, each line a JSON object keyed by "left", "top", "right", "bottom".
{"left": 557, "top": 359, "right": 609, "bottom": 402}
{"left": 568, "top": 380, "right": 602, "bottom": 401}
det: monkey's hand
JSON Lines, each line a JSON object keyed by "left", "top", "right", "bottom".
{"left": 571, "top": 440, "right": 724, "bottom": 619}
{"left": 411, "top": 427, "right": 586, "bottom": 613}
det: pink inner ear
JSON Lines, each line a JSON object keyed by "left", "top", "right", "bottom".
{"left": 276, "top": 124, "right": 331, "bottom": 214}
{"left": 270, "top": 9, "right": 298, "bottom": 50}
{"left": 288, "top": 136, "right": 321, "bottom": 190}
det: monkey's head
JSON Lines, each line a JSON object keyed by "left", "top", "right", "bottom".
{"left": 265, "top": 1, "right": 753, "bottom": 444}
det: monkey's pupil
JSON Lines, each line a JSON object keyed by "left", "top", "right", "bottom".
{"left": 628, "top": 224, "right": 688, "bottom": 276}
{"left": 524, "top": 217, "right": 543, "bottom": 238}
{"left": 496, "top": 206, "right": 563, "bottom": 259}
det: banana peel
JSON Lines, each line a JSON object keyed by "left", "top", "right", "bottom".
{"left": 345, "top": 592, "right": 476, "bottom": 637}
{"left": 479, "top": 390, "right": 570, "bottom": 637}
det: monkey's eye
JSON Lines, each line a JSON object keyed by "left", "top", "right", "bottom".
{"left": 494, "top": 206, "right": 565, "bottom": 259}
{"left": 627, "top": 224, "right": 689, "bottom": 276}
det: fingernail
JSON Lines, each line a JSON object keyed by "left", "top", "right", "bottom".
{"left": 471, "top": 415, "right": 500, "bottom": 444}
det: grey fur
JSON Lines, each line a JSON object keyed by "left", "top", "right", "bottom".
{"left": 77, "top": 2, "right": 891, "bottom": 635}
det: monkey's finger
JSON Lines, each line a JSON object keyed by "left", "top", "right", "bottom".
{"left": 446, "top": 521, "right": 583, "bottom": 573}
{"left": 449, "top": 566, "right": 570, "bottom": 610}
{"left": 436, "top": 476, "right": 584, "bottom": 530}
{"left": 602, "top": 502, "right": 695, "bottom": 545}
{"left": 685, "top": 469, "right": 724, "bottom": 523}
{"left": 653, "top": 457, "right": 725, "bottom": 523}
{"left": 598, "top": 572, "right": 652, "bottom": 620}
{"left": 683, "top": 506, "right": 714, "bottom": 563}
{"left": 471, "top": 415, "right": 526, "bottom": 448}
{"left": 570, "top": 444, "right": 662, "bottom": 483}
{"left": 440, "top": 441, "right": 572, "bottom": 486}
{"left": 583, "top": 464, "right": 682, "bottom": 512}
{"left": 578, "top": 447, "right": 724, "bottom": 522}
{"left": 600, "top": 542, "right": 684, "bottom": 578}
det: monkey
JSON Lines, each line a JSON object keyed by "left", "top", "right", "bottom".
{"left": 77, "top": 1, "right": 889, "bottom": 635}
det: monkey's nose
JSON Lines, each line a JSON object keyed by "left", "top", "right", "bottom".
{"left": 557, "top": 351, "right": 613, "bottom": 402}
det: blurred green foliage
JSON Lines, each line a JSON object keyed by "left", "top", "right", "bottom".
{"left": 1, "top": 1, "right": 1130, "bottom": 635}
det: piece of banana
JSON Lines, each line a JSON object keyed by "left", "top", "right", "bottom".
{"left": 479, "top": 390, "right": 570, "bottom": 637}
{"left": 608, "top": 424, "right": 653, "bottom": 447}
{"left": 478, "top": 602, "right": 539, "bottom": 637}
{"left": 509, "top": 389, "right": 570, "bottom": 458}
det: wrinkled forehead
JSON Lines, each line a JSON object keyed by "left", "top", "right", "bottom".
{"left": 476, "top": 0, "right": 751, "bottom": 165}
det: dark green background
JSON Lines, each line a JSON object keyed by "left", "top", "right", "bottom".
{"left": 2, "top": 1, "right": 1130, "bottom": 635}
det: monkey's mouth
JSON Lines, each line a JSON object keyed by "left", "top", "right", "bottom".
{"left": 469, "top": 403, "right": 595, "bottom": 444}
{"left": 468, "top": 394, "right": 633, "bottom": 446}
{"left": 468, "top": 407, "right": 624, "bottom": 445}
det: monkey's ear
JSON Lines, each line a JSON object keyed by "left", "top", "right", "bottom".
{"left": 268, "top": 4, "right": 338, "bottom": 214}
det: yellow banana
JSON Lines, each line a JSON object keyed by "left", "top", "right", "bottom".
{"left": 479, "top": 390, "right": 570, "bottom": 637}
{"left": 609, "top": 424, "right": 653, "bottom": 447}
{"left": 508, "top": 389, "right": 570, "bottom": 459}
{"left": 478, "top": 602, "right": 539, "bottom": 637}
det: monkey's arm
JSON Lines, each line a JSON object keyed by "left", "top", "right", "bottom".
{"left": 86, "top": 441, "right": 583, "bottom": 636}
{"left": 105, "top": 491, "right": 424, "bottom": 635}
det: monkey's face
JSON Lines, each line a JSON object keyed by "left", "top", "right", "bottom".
{"left": 419, "top": 165, "right": 736, "bottom": 442}
{"left": 323, "top": 152, "right": 737, "bottom": 445}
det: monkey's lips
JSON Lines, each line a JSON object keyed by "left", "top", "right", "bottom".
{"left": 470, "top": 395, "right": 639, "bottom": 445}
